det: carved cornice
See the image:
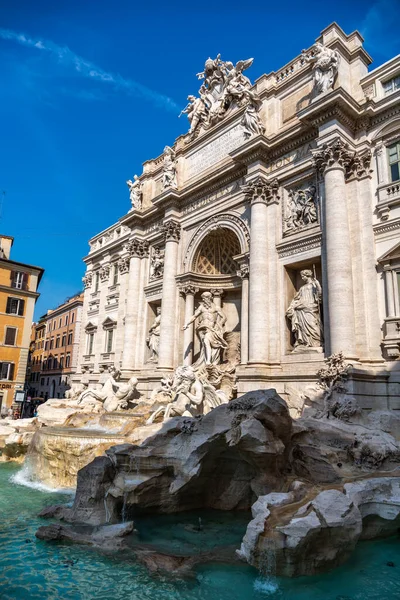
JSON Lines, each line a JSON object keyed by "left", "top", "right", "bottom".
{"left": 162, "top": 219, "right": 181, "bottom": 242}
{"left": 311, "top": 138, "right": 372, "bottom": 180}
{"left": 242, "top": 176, "right": 280, "bottom": 206}
{"left": 373, "top": 217, "right": 400, "bottom": 236}
{"left": 277, "top": 232, "right": 322, "bottom": 259}
{"left": 123, "top": 238, "right": 149, "bottom": 258}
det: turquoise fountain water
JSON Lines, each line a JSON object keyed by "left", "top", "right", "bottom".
{"left": 1, "top": 462, "right": 400, "bottom": 600}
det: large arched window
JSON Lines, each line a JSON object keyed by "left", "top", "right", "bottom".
{"left": 193, "top": 228, "right": 241, "bottom": 275}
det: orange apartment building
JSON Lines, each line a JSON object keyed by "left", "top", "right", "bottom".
{"left": 0, "top": 234, "right": 43, "bottom": 414}
{"left": 28, "top": 292, "right": 84, "bottom": 400}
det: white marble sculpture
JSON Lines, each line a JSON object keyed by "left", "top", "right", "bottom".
{"left": 146, "top": 365, "right": 227, "bottom": 423}
{"left": 286, "top": 270, "right": 323, "bottom": 350}
{"left": 285, "top": 185, "right": 318, "bottom": 231}
{"left": 162, "top": 146, "right": 177, "bottom": 189}
{"left": 77, "top": 369, "right": 138, "bottom": 412}
{"left": 146, "top": 307, "right": 161, "bottom": 362}
{"left": 180, "top": 55, "right": 263, "bottom": 139}
{"left": 149, "top": 247, "right": 164, "bottom": 280}
{"left": 303, "top": 42, "right": 339, "bottom": 96}
{"left": 183, "top": 291, "right": 227, "bottom": 367}
{"left": 241, "top": 95, "right": 265, "bottom": 139}
{"left": 126, "top": 175, "right": 142, "bottom": 210}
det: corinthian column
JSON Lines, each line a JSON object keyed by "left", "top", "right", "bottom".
{"left": 244, "top": 176, "right": 279, "bottom": 364}
{"left": 121, "top": 239, "right": 149, "bottom": 372}
{"left": 157, "top": 220, "right": 181, "bottom": 370}
{"left": 180, "top": 284, "right": 198, "bottom": 365}
{"left": 237, "top": 263, "right": 249, "bottom": 364}
{"left": 312, "top": 138, "right": 357, "bottom": 358}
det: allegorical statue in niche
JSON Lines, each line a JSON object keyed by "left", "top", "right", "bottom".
{"left": 285, "top": 185, "right": 318, "bottom": 231}
{"left": 149, "top": 246, "right": 164, "bottom": 280}
{"left": 183, "top": 291, "right": 227, "bottom": 367}
{"left": 146, "top": 365, "right": 227, "bottom": 424}
{"left": 302, "top": 42, "right": 339, "bottom": 96}
{"left": 286, "top": 269, "right": 323, "bottom": 350}
{"left": 162, "top": 146, "right": 178, "bottom": 189}
{"left": 146, "top": 307, "right": 161, "bottom": 362}
{"left": 126, "top": 175, "right": 142, "bottom": 210}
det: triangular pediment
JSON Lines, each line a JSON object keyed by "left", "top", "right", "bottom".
{"left": 85, "top": 321, "right": 98, "bottom": 333}
{"left": 377, "top": 241, "right": 400, "bottom": 263}
{"left": 102, "top": 316, "right": 117, "bottom": 330}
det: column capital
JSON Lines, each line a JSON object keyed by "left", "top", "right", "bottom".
{"left": 123, "top": 238, "right": 149, "bottom": 258}
{"left": 179, "top": 284, "right": 198, "bottom": 297}
{"left": 210, "top": 288, "right": 224, "bottom": 299}
{"left": 237, "top": 264, "right": 249, "bottom": 279}
{"left": 82, "top": 272, "right": 93, "bottom": 289}
{"left": 312, "top": 138, "right": 372, "bottom": 180}
{"left": 117, "top": 256, "right": 130, "bottom": 274}
{"left": 99, "top": 263, "right": 111, "bottom": 282}
{"left": 243, "top": 176, "right": 280, "bottom": 206}
{"left": 162, "top": 219, "right": 181, "bottom": 242}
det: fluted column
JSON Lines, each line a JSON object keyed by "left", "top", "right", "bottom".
{"left": 312, "top": 139, "right": 357, "bottom": 358}
{"left": 157, "top": 220, "right": 181, "bottom": 370}
{"left": 180, "top": 285, "right": 198, "bottom": 365}
{"left": 237, "top": 263, "right": 249, "bottom": 364}
{"left": 245, "top": 176, "right": 279, "bottom": 364}
{"left": 121, "top": 239, "right": 148, "bottom": 371}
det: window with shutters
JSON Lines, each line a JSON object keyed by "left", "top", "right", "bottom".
{"left": 65, "top": 354, "right": 71, "bottom": 368}
{"left": 6, "top": 297, "right": 25, "bottom": 316}
{"left": 50, "top": 338, "right": 54, "bottom": 350}
{"left": 60, "top": 355, "right": 64, "bottom": 368}
{"left": 0, "top": 362, "right": 14, "bottom": 380}
{"left": 4, "top": 327, "right": 17, "bottom": 346}
{"left": 65, "top": 315, "right": 69, "bottom": 326}
{"left": 68, "top": 332, "right": 73, "bottom": 345}
{"left": 56, "top": 336, "right": 60, "bottom": 348}
{"left": 71, "top": 313, "right": 75, "bottom": 323}
{"left": 11, "top": 271, "right": 27, "bottom": 290}
{"left": 105, "top": 329, "right": 114, "bottom": 353}
{"left": 87, "top": 333, "right": 94, "bottom": 355}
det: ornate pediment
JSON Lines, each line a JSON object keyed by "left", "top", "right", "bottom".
{"left": 85, "top": 321, "right": 98, "bottom": 333}
{"left": 102, "top": 316, "right": 117, "bottom": 330}
{"left": 378, "top": 241, "right": 400, "bottom": 264}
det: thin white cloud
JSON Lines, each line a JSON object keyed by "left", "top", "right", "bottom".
{"left": 0, "top": 28, "right": 178, "bottom": 111}
{"left": 360, "top": 0, "right": 400, "bottom": 59}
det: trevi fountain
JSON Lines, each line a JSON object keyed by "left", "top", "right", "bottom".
{"left": 2, "top": 23, "right": 400, "bottom": 600}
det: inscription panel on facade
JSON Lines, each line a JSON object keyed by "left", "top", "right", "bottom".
{"left": 186, "top": 124, "right": 243, "bottom": 179}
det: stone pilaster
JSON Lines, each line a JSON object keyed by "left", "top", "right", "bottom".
{"left": 180, "top": 284, "right": 198, "bottom": 365}
{"left": 121, "top": 239, "right": 149, "bottom": 372}
{"left": 312, "top": 138, "right": 358, "bottom": 358}
{"left": 157, "top": 220, "right": 181, "bottom": 370}
{"left": 244, "top": 176, "right": 279, "bottom": 364}
{"left": 237, "top": 263, "right": 249, "bottom": 364}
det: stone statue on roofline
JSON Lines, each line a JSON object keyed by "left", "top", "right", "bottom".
{"left": 302, "top": 42, "right": 339, "bottom": 96}
{"left": 162, "top": 146, "right": 178, "bottom": 189}
{"left": 180, "top": 54, "right": 264, "bottom": 140}
{"left": 126, "top": 175, "right": 142, "bottom": 210}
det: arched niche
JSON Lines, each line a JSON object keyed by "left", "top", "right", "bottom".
{"left": 183, "top": 213, "right": 249, "bottom": 272}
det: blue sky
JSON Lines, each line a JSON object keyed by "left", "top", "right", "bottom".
{"left": 1, "top": 0, "right": 399, "bottom": 319}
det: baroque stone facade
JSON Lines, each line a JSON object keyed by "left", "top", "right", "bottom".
{"left": 74, "top": 23, "right": 400, "bottom": 410}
